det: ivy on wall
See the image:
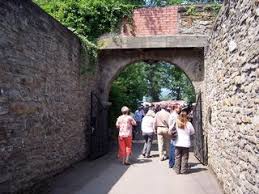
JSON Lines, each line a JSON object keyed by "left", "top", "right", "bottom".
{"left": 75, "top": 31, "right": 98, "bottom": 74}
{"left": 34, "top": 0, "right": 139, "bottom": 40}
{"left": 34, "top": 0, "right": 139, "bottom": 74}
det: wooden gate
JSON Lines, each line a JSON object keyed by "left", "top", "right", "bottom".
{"left": 89, "top": 92, "right": 109, "bottom": 159}
{"left": 193, "top": 93, "right": 207, "bottom": 165}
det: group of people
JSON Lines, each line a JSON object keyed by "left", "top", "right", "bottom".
{"left": 115, "top": 103, "right": 195, "bottom": 174}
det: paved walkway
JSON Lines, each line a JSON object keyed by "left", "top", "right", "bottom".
{"left": 49, "top": 143, "right": 223, "bottom": 194}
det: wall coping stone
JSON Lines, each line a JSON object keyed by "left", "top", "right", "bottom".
{"left": 98, "top": 35, "right": 208, "bottom": 50}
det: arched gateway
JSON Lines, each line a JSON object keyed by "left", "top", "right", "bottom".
{"left": 89, "top": 35, "right": 207, "bottom": 162}
{"left": 98, "top": 36, "right": 206, "bottom": 101}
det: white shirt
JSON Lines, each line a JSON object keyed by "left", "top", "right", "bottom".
{"left": 141, "top": 115, "right": 155, "bottom": 133}
{"left": 175, "top": 122, "right": 195, "bottom": 148}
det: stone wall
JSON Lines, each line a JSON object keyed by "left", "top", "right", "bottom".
{"left": 0, "top": 0, "right": 95, "bottom": 192}
{"left": 121, "top": 5, "right": 218, "bottom": 36}
{"left": 178, "top": 5, "right": 218, "bottom": 35}
{"left": 204, "top": 0, "right": 259, "bottom": 193}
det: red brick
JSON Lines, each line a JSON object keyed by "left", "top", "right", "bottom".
{"left": 122, "top": 6, "right": 179, "bottom": 36}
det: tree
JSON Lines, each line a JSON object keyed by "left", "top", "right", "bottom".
{"left": 157, "top": 62, "right": 195, "bottom": 102}
{"left": 143, "top": 61, "right": 164, "bottom": 101}
{"left": 108, "top": 62, "right": 148, "bottom": 127}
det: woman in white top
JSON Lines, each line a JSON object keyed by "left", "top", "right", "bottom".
{"left": 174, "top": 111, "right": 195, "bottom": 174}
{"left": 141, "top": 110, "right": 156, "bottom": 158}
{"left": 168, "top": 104, "right": 181, "bottom": 168}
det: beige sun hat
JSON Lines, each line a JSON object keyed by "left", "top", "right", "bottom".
{"left": 121, "top": 106, "right": 129, "bottom": 113}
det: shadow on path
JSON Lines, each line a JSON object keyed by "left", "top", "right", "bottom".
{"left": 49, "top": 146, "right": 130, "bottom": 194}
{"left": 48, "top": 142, "right": 223, "bottom": 194}
{"left": 49, "top": 143, "right": 151, "bottom": 194}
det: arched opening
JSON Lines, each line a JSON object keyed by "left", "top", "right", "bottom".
{"left": 108, "top": 60, "right": 196, "bottom": 141}
{"left": 91, "top": 48, "right": 205, "bottom": 162}
{"left": 98, "top": 48, "right": 204, "bottom": 103}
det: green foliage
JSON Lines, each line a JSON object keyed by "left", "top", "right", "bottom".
{"left": 146, "top": 0, "right": 182, "bottom": 6}
{"left": 108, "top": 62, "right": 148, "bottom": 127}
{"left": 186, "top": 5, "right": 197, "bottom": 15}
{"left": 144, "top": 63, "right": 164, "bottom": 101}
{"left": 33, "top": 0, "right": 141, "bottom": 75}
{"left": 34, "top": 0, "right": 139, "bottom": 41}
{"left": 78, "top": 34, "right": 98, "bottom": 74}
{"left": 67, "top": 28, "right": 98, "bottom": 74}
{"left": 145, "top": 0, "right": 223, "bottom": 6}
{"left": 148, "top": 62, "right": 195, "bottom": 102}
{"left": 167, "top": 0, "right": 184, "bottom": 5}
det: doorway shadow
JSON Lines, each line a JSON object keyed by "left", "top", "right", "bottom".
{"left": 188, "top": 162, "right": 200, "bottom": 168}
{"left": 188, "top": 167, "right": 208, "bottom": 174}
{"left": 188, "top": 161, "right": 208, "bottom": 174}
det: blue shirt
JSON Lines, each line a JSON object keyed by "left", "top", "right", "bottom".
{"left": 134, "top": 110, "right": 144, "bottom": 122}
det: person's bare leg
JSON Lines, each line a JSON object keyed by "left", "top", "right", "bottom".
{"left": 125, "top": 137, "right": 132, "bottom": 165}
{"left": 125, "top": 155, "right": 130, "bottom": 165}
{"left": 122, "top": 157, "right": 125, "bottom": 165}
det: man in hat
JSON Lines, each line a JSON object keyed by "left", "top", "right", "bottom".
{"left": 154, "top": 104, "right": 171, "bottom": 161}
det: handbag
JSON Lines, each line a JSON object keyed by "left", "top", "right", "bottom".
{"left": 168, "top": 122, "right": 177, "bottom": 140}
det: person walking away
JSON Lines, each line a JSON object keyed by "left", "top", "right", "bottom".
{"left": 116, "top": 106, "right": 136, "bottom": 165}
{"left": 168, "top": 104, "right": 181, "bottom": 168}
{"left": 141, "top": 109, "right": 156, "bottom": 158}
{"left": 174, "top": 111, "right": 195, "bottom": 174}
{"left": 134, "top": 106, "right": 144, "bottom": 138}
{"left": 129, "top": 109, "right": 136, "bottom": 140}
{"left": 154, "top": 104, "right": 171, "bottom": 161}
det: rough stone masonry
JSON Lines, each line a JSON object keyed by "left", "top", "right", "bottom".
{"left": 204, "top": 0, "right": 259, "bottom": 193}
{"left": 0, "top": 0, "right": 95, "bottom": 192}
